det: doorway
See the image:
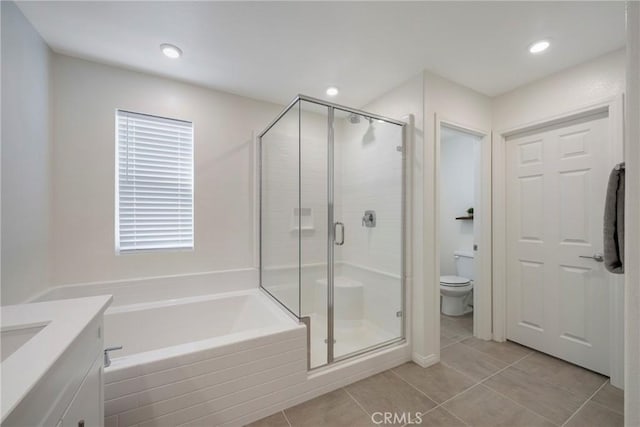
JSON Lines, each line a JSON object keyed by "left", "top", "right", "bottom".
{"left": 437, "top": 121, "right": 492, "bottom": 348}
{"left": 505, "top": 111, "right": 612, "bottom": 375}
{"left": 493, "top": 99, "right": 625, "bottom": 385}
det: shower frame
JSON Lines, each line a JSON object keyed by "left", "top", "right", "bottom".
{"left": 257, "top": 94, "right": 408, "bottom": 369}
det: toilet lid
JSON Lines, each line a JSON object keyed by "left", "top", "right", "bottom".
{"left": 440, "top": 275, "right": 471, "bottom": 287}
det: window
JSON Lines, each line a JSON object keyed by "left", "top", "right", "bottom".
{"left": 116, "top": 110, "right": 193, "bottom": 252}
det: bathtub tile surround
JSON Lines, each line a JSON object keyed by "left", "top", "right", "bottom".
{"left": 101, "top": 290, "right": 307, "bottom": 426}
{"left": 249, "top": 340, "right": 623, "bottom": 427}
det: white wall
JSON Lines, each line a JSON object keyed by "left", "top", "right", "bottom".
{"left": 439, "top": 128, "right": 478, "bottom": 275}
{"left": 624, "top": 1, "right": 640, "bottom": 423}
{"left": 423, "top": 71, "right": 493, "bottom": 359}
{"left": 357, "top": 70, "right": 493, "bottom": 364}
{"left": 1, "top": 2, "right": 52, "bottom": 305}
{"left": 493, "top": 49, "right": 625, "bottom": 130}
{"left": 50, "top": 55, "right": 282, "bottom": 287}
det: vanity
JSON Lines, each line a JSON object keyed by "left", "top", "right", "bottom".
{"left": 1, "top": 295, "right": 112, "bottom": 426}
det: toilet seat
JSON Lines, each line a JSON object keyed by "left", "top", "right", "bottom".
{"left": 440, "top": 275, "right": 471, "bottom": 287}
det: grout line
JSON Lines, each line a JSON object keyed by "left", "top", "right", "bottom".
{"left": 432, "top": 404, "right": 472, "bottom": 427}
{"left": 388, "top": 365, "right": 475, "bottom": 427}
{"left": 281, "top": 410, "right": 293, "bottom": 427}
{"left": 586, "top": 399, "right": 625, "bottom": 417}
{"left": 560, "top": 379, "right": 610, "bottom": 427}
{"left": 471, "top": 351, "right": 562, "bottom": 426}
{"left": 481, "top": 381, "right": 561, "bottom": 426}
{"left": 388, "top": 368, "right": 440, "bottom": 404}
{"left": 438, "top": 350, "right": 564, "bottom": 426}
{"left": 455, "top": 337, "right": 534, "bottom": 367}
{"left": 342, "top": 387, "right": 372, "bottom": 418}
{"left": 396, "top": 336, "right": 541, "bottom": 427}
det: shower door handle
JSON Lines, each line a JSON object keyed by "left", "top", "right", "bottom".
{"left": 334, "top": 222, "right": 345, "bottom": 246}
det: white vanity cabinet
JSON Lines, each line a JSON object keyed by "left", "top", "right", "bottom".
{"left": 1, "top": 296, "right": 112, "bottom": 427}
{"left": 59, "top": 357, "right": 103, "bottom": 427}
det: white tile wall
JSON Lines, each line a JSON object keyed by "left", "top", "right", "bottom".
{"left": 104, "top": 329, "right": 306, "bottom": 427}
{"left": 334, "top": 118, "right": 404, "bottom": 276}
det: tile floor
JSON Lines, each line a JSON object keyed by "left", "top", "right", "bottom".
{"left": 247, "top": 314, "right": 624, "bottom": 427}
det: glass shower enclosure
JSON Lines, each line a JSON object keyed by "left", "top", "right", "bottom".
{"left": 259, "top": 95, "right": 406, "bottom": 369}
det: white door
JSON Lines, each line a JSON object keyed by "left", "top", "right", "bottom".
{"left": 506, "top": 113, "right": 611, "bottom": 375}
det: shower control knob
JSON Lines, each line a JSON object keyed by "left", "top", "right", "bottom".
{"left": 362, "top": 210, "right": 376, "bottom": 227}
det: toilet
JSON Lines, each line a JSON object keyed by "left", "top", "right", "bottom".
{"left": 440, "top": 250, "right": 474, "bottom": 316}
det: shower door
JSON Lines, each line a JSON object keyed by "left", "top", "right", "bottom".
{"left": 329, "top": 108, "right": 405, "bottom": 362}
{"left": 260, "top": 96, "right": 405, "bottom": 369}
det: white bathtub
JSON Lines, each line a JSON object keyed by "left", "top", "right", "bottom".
{"left": 102, "top": 289, "right": 307, "bottom": 427}
{"left": 33, "top": 269, "right": 410, "bottom": 426}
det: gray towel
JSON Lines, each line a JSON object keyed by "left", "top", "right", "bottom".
{"left": 603, "top": 164, "right": 625, "bottom": 274}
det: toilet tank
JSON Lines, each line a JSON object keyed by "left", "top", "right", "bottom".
{"left": 454, "top": 250, "right": 474, "bottom": 280}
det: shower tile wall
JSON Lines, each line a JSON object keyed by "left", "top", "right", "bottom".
{"left": 334, "top": 118, "right": 402, "bottom": 275}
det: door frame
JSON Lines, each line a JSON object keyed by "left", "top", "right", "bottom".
{"left": 435, "top": 116, "right": 492, "bottom": 341}
{"left": 492, "top": 95, "right": 625, "bottom": 385}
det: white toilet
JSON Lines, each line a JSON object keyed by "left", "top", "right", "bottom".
{"left": 440, "top": 250, "right": 474, "bottom": 316}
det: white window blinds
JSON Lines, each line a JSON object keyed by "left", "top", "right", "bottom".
{"left": 116, "top": 110, "right": 194, "bottom": 252}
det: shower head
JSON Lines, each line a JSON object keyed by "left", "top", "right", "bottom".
{"left": 348, "top": 114, "right": 374, "bottom": 125}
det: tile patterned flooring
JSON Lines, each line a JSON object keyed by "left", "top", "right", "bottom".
{"left": 247, "top": 314, "right": 623, "bottom": 427}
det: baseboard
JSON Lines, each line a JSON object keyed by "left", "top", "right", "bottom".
{"left": 412, "top": 352, "right": 438, "bottom": 368}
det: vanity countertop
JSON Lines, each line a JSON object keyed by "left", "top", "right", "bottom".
{"left": 1, "top": 295, "right": 112, "bottom": 423}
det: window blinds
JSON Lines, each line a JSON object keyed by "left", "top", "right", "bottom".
{"left": 116, "top": 110, "right": 194, "bottom": 252}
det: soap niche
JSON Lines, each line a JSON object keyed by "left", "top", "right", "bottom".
{"left": 290, "top": 207, "right": 314, "bottom": 231}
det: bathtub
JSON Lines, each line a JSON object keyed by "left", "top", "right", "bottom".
{"left": 102, "top": 289, "right": 307, "bottom": 427}
{"left": 33, "top": 269, "right": 410, "bottom": 426}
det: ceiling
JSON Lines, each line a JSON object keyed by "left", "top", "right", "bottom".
{"left": 17, "top": 1, "right": 625, "bottom": 107}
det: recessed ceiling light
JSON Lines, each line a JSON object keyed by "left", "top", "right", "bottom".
{"left": 529, "top": 40, "right": 550, "bottom": 54}
{"left": 326, "top": 87, "right": 339, "bottom": 96}
{"left": 160, "top": 43, "right": 182, "bottom": 59}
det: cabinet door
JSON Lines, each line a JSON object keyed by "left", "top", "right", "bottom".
{"left": 62, "top": 357, "right": 103, "bottom": 427}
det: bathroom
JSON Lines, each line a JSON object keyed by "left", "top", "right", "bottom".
{"left": 1, "top": 2, "right": 639, "bottom": 427}
{"left": 439, "top": 125, "right": 481, "bottom": 343}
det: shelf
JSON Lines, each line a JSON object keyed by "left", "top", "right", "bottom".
{"left": 455, "top": 216, "right": 474, "bottom": 220}
{"left": 290, "top": 226, "right": 315, "bottom": 231}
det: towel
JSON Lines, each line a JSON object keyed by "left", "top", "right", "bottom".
{"left": 603, "top": 164, "right": 625, "bottom": 274}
